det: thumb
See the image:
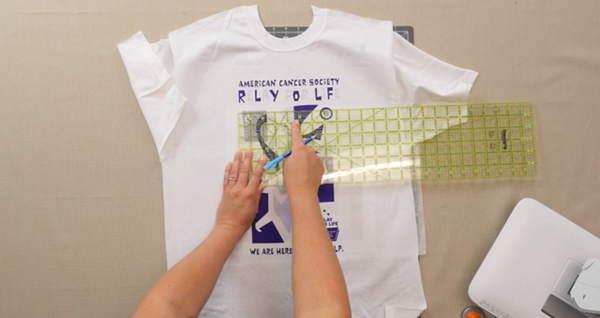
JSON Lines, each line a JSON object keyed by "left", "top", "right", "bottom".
{"left": 291, "top": 120, "right": 303, "bottom": 148}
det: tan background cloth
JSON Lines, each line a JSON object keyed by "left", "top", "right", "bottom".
{"left": 2, "top": 0, "right": 600, "bottom": 317}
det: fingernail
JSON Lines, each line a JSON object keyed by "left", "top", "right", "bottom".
{"left": 260, "top": 155, "right": 267, "bottom": 162}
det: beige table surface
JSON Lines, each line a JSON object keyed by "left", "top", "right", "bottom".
{"left": 2, "top": 0, "right": 600, "bottom": 317}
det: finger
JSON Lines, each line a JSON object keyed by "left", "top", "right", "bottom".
{"left": 248, "top": 155, "right": 267, "bottom": 189}
{"left": 236, "top": 148, "right": 253, "bottom": 186}
{"left": 290, "top": 120, "right": 304, "bottom": 149}
{"left": 223, "top": 162, "right": 232, "bottom": 190}
{"left": 228, "top": 150, "right": 242, "bottom": 186}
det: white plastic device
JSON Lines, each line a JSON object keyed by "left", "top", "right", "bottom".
{"left": 468, "top": 198, "right": 600, "bottom": 318}
{"left": 571, "top": 258, "right": 600, "bottom": 314}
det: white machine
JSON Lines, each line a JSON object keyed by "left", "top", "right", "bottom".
{"left": 469, "top": 198, "right": 600, "bottom": 318}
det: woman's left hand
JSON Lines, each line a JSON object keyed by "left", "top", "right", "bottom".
{"left": 215, "top": 149, "right": 267, "bottom": 237}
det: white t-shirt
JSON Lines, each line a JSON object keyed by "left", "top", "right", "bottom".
{"left": 118, "top": 5, "right": 477, "bottom": 318}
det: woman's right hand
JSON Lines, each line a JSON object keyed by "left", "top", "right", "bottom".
{"left": 283, "top": 120, "right": 324, "bottom": 200}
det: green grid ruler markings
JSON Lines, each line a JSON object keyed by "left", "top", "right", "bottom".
{"left": 238, "top": 102, "right": 537, "bottom": 185}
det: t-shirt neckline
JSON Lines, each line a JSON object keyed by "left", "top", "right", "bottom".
{"left": 243, "top": 5, "right": 327, "bottom": 52}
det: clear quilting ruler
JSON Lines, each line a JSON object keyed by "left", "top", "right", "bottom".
{"left": 237, "top": 102, "right": 538, "bottom": 186}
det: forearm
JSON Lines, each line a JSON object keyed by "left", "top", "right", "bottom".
{"left": 290, "top": 194, "right": 351, "bottom": 318}
{"left": 132, "top": 225, "right": 242, "bottom": 318}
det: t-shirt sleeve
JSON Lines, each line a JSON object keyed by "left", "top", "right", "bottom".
{"left": 393, "top": 33, "right": 478, "bottom": 142}
{"left": 393, "top": 33, "right": 478, "bottom": 105}
{"left": 117, "top": 31, "right": 187, "bottom": 159}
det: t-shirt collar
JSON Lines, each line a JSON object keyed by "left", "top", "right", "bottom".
{"left": 243, "top": 5, "right": 327, "bottom": 52}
